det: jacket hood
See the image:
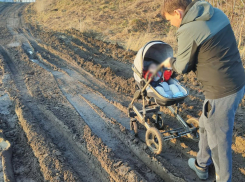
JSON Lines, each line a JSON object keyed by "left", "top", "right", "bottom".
{"left": 181, "top": 0, "right": 214, "bottom": 26}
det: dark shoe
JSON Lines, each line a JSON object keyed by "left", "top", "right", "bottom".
{"left": 188, "top": 158, "right": 208, "bottom": 180}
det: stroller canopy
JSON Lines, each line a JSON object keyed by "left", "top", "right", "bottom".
{"left": 134, "top": 41, "right": 173, "bottom": 83}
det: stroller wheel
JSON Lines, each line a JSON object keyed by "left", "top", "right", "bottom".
{"left": 130, "top": 119, "right": 138, "bottom": 136}
{"left": 186, "top": 118, "right": 199, "bottom": 141}
{"left": 156, "top": 112, "right": 164, "bottom": 130}
{"left": 145, "top": 127, "right": 164, "bottom": 155}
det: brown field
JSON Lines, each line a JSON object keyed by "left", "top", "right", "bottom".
{"left": 30, "top": 0, "right": 245, "bottom": 56}
{"left": 0, "top": 1, "right": 244, "bottom": 182}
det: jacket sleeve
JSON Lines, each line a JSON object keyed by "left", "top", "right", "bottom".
{"left": 170, "top": 32, "right": 198, "bottom": 74}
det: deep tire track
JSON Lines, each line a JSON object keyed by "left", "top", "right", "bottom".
{"left": 0, "top": 45, "right": 82, "bottom": 182}
{"left": 0, "top": 3, "right": 165, "bottom": 182}
{"left": 18, "top": 17, "right": 209, "bottom": 181}
{"left": 19, "top": 26, "right": 196, "bottom": 181}
{"left": 0, "top": 3, "right": 109, "bottom": 182}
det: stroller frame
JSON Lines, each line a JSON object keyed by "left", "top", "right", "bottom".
{"left": 128, "top": 41, "right": 199, "bottom": 154}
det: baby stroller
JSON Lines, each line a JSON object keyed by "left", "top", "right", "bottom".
{"left": 128, "top": 41, "right": 199, "bottom": 154}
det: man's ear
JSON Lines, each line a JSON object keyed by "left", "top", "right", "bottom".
{"left": 174, "top": 9, "right": 184, "bottom": 19}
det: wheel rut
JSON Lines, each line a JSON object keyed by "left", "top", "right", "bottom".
{"left": 17, "top": 22, "right": 214, "bottom": 181}
{"left": 25, "top": 52, "right": 168, "bottom": 181}
{"left": 0, "top": 3, "right": 111, "bottom": 182}
{"left": 0, "top": 3, "right": 169, "bottom": 182}
{"left": 18, "top": 34, "right": 195, "bottom": 181}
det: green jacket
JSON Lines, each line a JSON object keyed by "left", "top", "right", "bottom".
{"left": 170, "top": 0, "right": 245, "bottom": 99}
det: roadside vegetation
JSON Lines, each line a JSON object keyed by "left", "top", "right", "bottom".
{"left": 28, "top": 0, "right": 245, "bottom": 59}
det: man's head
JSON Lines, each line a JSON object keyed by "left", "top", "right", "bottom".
{"left": 161, "top": 0, "right": 192, "bottom": 27}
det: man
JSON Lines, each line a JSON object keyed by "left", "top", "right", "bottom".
{"left": 161, "top": 0, "right": 245, "bottom": 181}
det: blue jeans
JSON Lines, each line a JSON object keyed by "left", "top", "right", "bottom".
{"left": 197, "top": 86, "right": 245, "bottom": 182}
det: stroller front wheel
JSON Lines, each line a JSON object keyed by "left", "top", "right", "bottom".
{"left": 145, "top": 127, "right": 164, "bottom": 154}
{"left": 156, "top": 112, "right": 164, "bottom": 130}
{"left": 130, "top": 119, "right": 138, "bottom": 136}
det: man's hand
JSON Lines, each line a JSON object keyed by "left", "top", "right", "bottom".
{"left": 161, "top": 57, "right": 172, "bottom": 69}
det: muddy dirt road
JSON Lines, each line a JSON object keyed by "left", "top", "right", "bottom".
{"left": 0, "top": 3, "right": 244, "bottom": 182}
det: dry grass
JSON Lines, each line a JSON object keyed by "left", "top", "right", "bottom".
{"left": 30, "top": 0, "right": 245, "bottom": 59}
{"left": 30, "top": 0, "right": 169, "bottom": 51}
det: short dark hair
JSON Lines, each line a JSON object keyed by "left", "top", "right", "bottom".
{"left": 161, "top": 0, "right": 192, "bottom": 17}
